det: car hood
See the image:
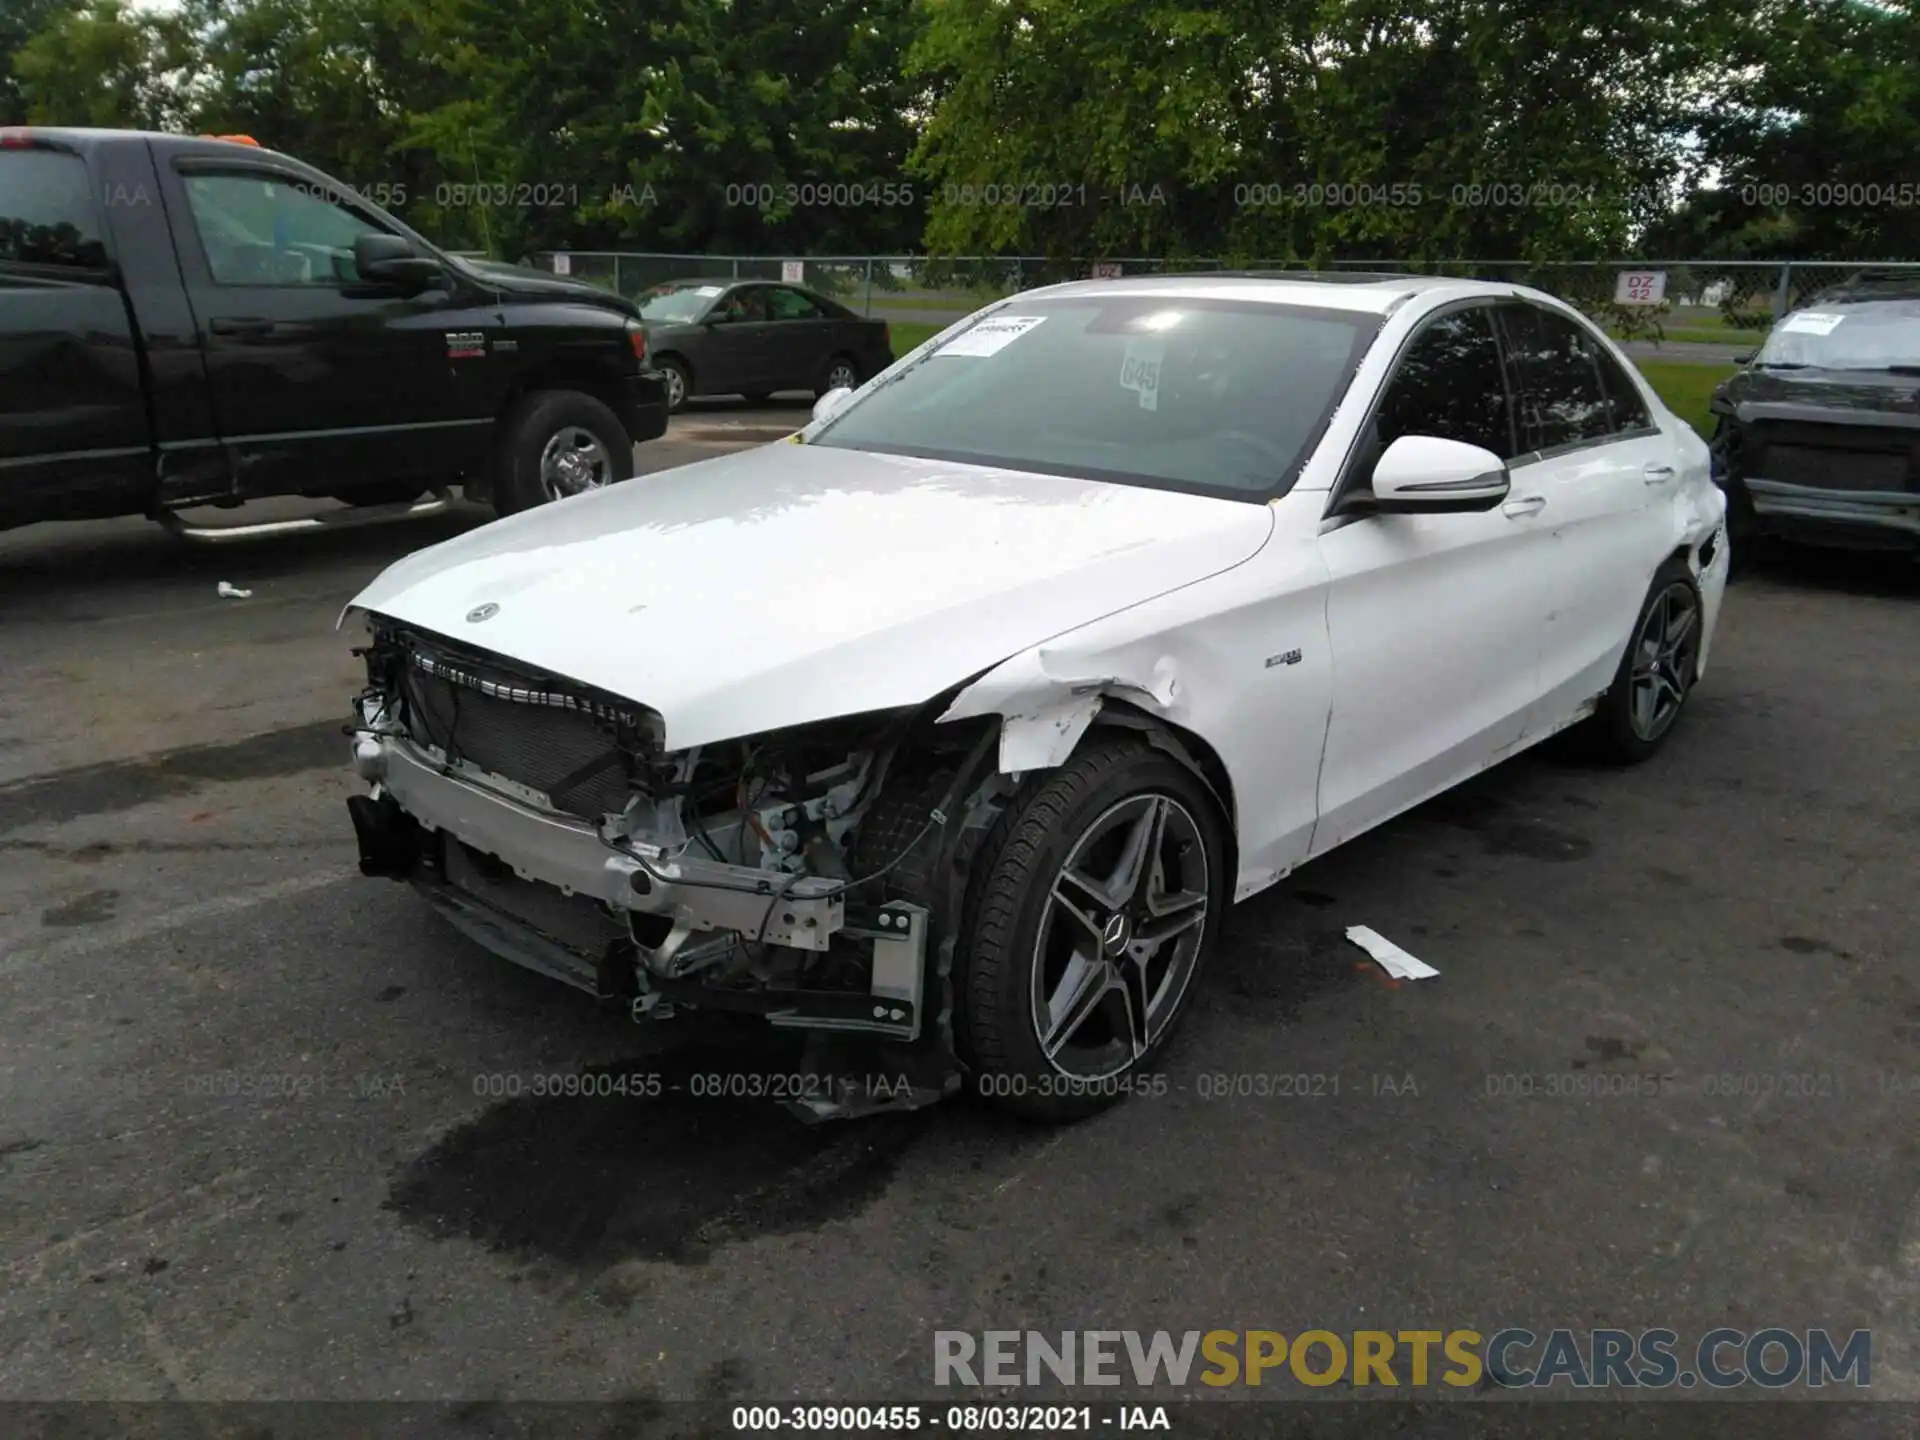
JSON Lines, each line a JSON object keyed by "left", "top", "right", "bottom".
{"left": 345, "top": 444, "right": 1274, "bottom": 749}
{"left": 1718, "top": 367, "right": 1920, "bottom": 426}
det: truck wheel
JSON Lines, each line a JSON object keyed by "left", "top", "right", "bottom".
{"left": 493, "top": 390, "right": 633, "bottom": 515}
{"left": 956, "top": 737, "right": 1226, "bottom": 1122}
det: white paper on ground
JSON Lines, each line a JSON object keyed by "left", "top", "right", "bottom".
{"left": 216, "top": 582, "right": 253, "bottom": 599}
{"left": 1345, "top": 924, "right": 1440, "bottom": 980}
{"left": 936, "top": 314, "right": 1047, "bottom": 357}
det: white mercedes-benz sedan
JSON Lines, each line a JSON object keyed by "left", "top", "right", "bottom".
{"left": 341, "top": 272, "right": 1729, "bottom": 1121}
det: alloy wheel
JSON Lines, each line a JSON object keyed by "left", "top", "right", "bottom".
{"left": 1629, "top": 581, "right": 1701, "bottom": 742}
{"left": 538, "top": 426, "right": 614, "bottom": 501}
{"left": 1030, "top": 793, "right": 1210, "bottom": 1080}
{"left": 826, "top": 360, "right": 859, "bottom": 392}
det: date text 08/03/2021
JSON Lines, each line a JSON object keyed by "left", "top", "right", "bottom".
{"left": 730, "top": 1405, "right": 1169, "bottom": 1432}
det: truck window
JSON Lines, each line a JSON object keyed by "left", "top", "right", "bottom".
{"left": 181, "top": 171, "right": 385, "bottom": 286}
{"left": 0, "top": 150, "right": 108, "bottom": 270}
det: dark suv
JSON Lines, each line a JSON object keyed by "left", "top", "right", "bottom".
{"left": 1708, "top": 280, "right": 1920, "bottom": 554}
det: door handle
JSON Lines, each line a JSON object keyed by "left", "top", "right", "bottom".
{"left": 209, "top": 316, "right": 275, "bottom": 338}
{"left": 1501, "top": 495, "right": 1547, "bottom": 518}
{"left": 1643, "top": 463, "right": 1676, "bottom": 485}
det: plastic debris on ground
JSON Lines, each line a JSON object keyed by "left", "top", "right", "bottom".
{"left": 1345, "top": 925, "right": 1440, "bottom": 981}
{"left": 216, "top": 582, "right": 253, "bottom": 599}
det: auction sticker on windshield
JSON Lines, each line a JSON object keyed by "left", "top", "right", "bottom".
{"left": 1120, "top": 335, "right": 1163, "bottom": 411}
{"left": 939, "top": 315, "right": 1047, "bottom": 357}
{"left": 1779, "top": 311, "right": 1846, "bottom": 335}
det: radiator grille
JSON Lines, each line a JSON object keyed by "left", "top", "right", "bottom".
{"left": 1746, "top": 421, "right": 1916, "bottom": 494}
{"left": 394, "top": 636, "right": 641, "bottom": 821}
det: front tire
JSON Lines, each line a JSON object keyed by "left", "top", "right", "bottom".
{"left": 491, "top": 390, "right": 633, "bottom": 516}
{"left": 1585, "top": 559, "right": 1704, "bottom": 764}
{"left": 958, "top": 738, "right": 1225, "bottom": 1121}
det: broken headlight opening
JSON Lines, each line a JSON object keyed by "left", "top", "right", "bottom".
{"left": 347, "top": 620, "right": 989, "bottom": 1107}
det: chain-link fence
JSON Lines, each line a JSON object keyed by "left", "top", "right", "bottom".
{"left": 526, "top": 251, "right": 1920, "bottom": 347}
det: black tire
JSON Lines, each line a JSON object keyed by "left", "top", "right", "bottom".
{"left": 657, "top": 356, "right": 691, "bottom": 413}
{"left": 1584, "top": 558, "right": 1704, "bottom": 764}
{"left": 817, "top": 353, "right": 861, "bottom": 398}
{"left": 956, "top": 737, "right": 1227, "bottom": 1121}
{"left": 491, "top": 389, "right": 633, "bottom": 516}
{"left": 329, "top": 481, "right": 425, "bottom": 507}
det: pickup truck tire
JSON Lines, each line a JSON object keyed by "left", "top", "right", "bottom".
{"left": 493, "top": 390, "right": 633, "bottom": 515}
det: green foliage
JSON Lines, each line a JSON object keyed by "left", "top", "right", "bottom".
{"left": 1636, "top": 361, "right": 1737, "bottom": 440}
{"left": 0, "top": 0, "right": 77, "bottom": 123}
{"left": 1653, "top": 0, "right": 1920, "bottom": 260}
{"left": 401, "top": 0, "right": 926, "bottom": 259}
{"left": 3, "top": 0, "right": 1915, "bottom": 268}
{"left": 16, "top": 0, "right": 195, "bottom": 129}
{"left": 907, "top": 0, "right": 1725, "bottom": 263}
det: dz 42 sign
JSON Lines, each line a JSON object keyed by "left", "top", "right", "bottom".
{"left": 1614, "top": 270, "right": 1668, "bottom": 305}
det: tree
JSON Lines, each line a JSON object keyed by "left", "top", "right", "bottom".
{"left": 1663, "top": 0, "right": 1920, "bottom": 260}
{"left": 1, "top": 0, "right": 78, "bottom": 123}
{"left": 907, "top": 0, "right": 1730, "bottom": 267}
{"left": 406, "top": 0, "right": 924, "bottom": 260}
{"left": 15, "top": 0, "right": 194, "bottom": 129}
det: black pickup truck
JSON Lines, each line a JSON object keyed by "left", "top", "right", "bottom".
{"left": 0, "top": 127, "right": 669, "bottom": 534}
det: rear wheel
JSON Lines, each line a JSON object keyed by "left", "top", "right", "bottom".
{"left": 957, "top": 739, "right": 1225, "bottom": 1121}
{"left": 491, "top": 389, "right": 633, "bottom": 516}
{"left": 657, "top": 357, "right": 691, "bottom": 413}
{"left": 818, "top": 354, "right": 860, "bottom": 397}
{"left": 1585, "top": 559, "right": 1704, "bottom": 764}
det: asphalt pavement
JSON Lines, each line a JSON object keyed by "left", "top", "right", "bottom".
{"left": 0, "top": 419, "right": 1915, "bottom": 1428}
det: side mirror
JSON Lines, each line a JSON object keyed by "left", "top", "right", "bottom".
{"left": 812, "top": 386, "right": 854, "bottom": 425}
{"left": 1367, "top": 435, "right": 1510, "bottom": 513}
{"left": 353, "top": 233, "right": 443, "bottom": 288}
{"left": 1732, "top": 350, "right": 1754, "bottom": 365}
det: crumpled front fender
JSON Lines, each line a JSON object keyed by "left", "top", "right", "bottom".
{"left": 937, "top": 645, "right": 1182, "bottom": 774}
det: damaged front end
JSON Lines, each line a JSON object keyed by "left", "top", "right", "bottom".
{"left": 346, "top": 620, "right": 1006, "bottom": 1118}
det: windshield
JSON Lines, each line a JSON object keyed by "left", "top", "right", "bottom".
{"left": 808, "top": 296, "right": 1379, "bottom": 498}
{"left": 639, "top": 285, "right": 723, "bottom": 322}
{"left": 1755, "top": 300, "right": 1920, "bottom": 370}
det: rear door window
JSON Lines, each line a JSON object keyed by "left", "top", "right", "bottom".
{"left": 1497, "top": 304, "right": 1614, "bottom": 453}
{"left": 0, "top": 149, "right": 108, "bottom": 269}
{"left": 765, "top": 286, "right": 824, "bottom": 321}
{"left": 1592, "top": 345, "right": 1653, "bottom": 432}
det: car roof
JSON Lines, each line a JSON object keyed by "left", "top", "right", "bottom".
{"left": 1011, "top": 271, "right": 1517, "bottom": 315}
